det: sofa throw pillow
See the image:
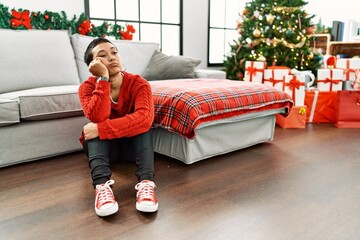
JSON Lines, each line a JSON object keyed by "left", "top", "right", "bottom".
{"left": 142, "top": 50, "right": 201, "bottom": 81}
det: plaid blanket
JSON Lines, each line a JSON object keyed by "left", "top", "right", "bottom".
{"left": 150, "top": 78, "right": 293, "bottom": 139}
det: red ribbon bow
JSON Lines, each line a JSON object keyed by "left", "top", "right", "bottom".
{"left": 245, "top": 62, "right": 265, "bottom": 82}
{"left": 317, "top": 69, "right": 342, "bottom": 91}
{"left": 263, "top": 68, "right": 286, "bottom": 89}
{"left": 285, "top": 75, "right": 305, "bottom": 101}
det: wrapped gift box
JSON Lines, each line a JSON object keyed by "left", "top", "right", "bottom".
{"left": 276, "top": 106, "right": 307, "bottom": 128}
{"left": 244, "top": 61, "right": 266, "bottom": 84}
{"left": 317, "top": 68, "right": 343, "bottom": 91}
{"left": 284, "top": 75, "right": 306, "bottom": 106}
{"left": 263, "top": 66, "right": 290, "bottom": 90}
{"left": 335, "top": 90, "right": 360, "bottom": 128}
{"left": 305, "top": 90, "right": 337, "bottom": 123}
{"left": 336, "top": 58, "right": 360, "bottom": 90}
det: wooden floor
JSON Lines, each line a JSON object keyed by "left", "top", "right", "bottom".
{"left": 1, "top": 124, "right": 360, "bottom": 240}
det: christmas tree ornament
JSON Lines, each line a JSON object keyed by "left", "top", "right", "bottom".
{"left": 266, "top": 14, "right": 275, "bottom": 24}
{"left": 258, "top": 55, "right": 266, "bottom": 62}
{"left": 253, "top": 28, "right": 261, "bottom": 37}
{"left": 243, "top": 9, "right": 248, "bottom": 15}
{"left": 285, "top": 29, "right": 293, "bottom": 37}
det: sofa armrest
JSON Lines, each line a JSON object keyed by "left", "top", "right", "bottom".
{"left": 194, "top": 69, "right": 226, "bottom": 79}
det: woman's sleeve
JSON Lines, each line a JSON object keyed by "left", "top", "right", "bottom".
{"left": 78, "top": 77, "right": 111, "bottom": 123}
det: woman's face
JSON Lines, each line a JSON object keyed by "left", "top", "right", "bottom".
{"left": 92, "top": 42, "right": 122, "bottom": 76}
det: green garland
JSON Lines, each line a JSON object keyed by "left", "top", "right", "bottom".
{"left": 0, "top": 3, "right": 135, "bottom": 40}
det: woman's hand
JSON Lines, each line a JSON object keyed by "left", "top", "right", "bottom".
{"left": 83, "top": 122, "right": 99, "bottom": 140}
{"left": 88, "top": 58, "right": 109, "bottom": 78}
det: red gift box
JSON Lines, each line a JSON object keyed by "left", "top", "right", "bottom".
{"left": 304, "top": 90, "right": 337, "bottom": 123}
{"left": 276, "top": 106, "right": 307, "bottom": 128}
{"left": 335, "top": 90, "right": 360, "bottom": 128}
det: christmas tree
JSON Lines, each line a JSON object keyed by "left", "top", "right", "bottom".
{"left": 224, "top": 0, "right": 322, "bottom": 80}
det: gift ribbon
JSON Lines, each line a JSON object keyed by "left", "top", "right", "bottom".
{"left": 338, "top": 59, "right": 359, "bottom": 82}
{"left": 308, "top": 90, "right": 319, "bottom": 123}
{"left": 290, "top": 68, "right": 315, "bottom": 89}
{"left": 352, "top": 69, "right": 360, "bottom": 90}
{"left": 285, "top": 75, "right": 305, "bottom": 103}
{"left": 245, "top": 62, "right": 265, "bottom": 82}
{"left": 317, "top": 69, "right": 342, "bottom": 91}
{"left": 263, "top": 67, "right": 289, "bottom": 89}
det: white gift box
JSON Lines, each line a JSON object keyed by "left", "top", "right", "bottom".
{"left": 336, "top": 58, "right": 360, "bottom": 89}
{"left": 317, "top": 68, "right": 343, "bottom": 91}
{"left": 263, "top": 67, "right": 290, "bottom": 90}
{"left": 244, "top": 61, "right": 266, "bottom": 84}
{"left": 284, "top": 75, "right": 306, "bottom": 106}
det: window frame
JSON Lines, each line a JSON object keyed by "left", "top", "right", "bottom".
{"left": 84, "top": 0, "right": 183, "bottom": 55}
{"left": 207, "top": 0, "right": 240, "bottom": 67}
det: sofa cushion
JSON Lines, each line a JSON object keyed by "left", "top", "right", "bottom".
{"left": 0, "top": 99, "right": 20, "bottom": 127}
{"left": 142, "top": 50, "right": 201, "bottom": 81}
{"left": 0, "top": 85, "right": 83, "bottom": 120}
{"left": 0, "top": 29, "right": 81, "bottom": 94}
{"left": 70, "top": 34, "right": 160, "bottom": 82}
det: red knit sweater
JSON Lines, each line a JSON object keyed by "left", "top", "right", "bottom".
{"left": 78, "top": 71, "right": 154, "bottom": 144}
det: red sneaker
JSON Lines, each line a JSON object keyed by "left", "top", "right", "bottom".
{"left": 95, "top": 180, "right": 119, "bottom": 217}
{"left": 135, "top": 180, "right": 158, "bottom": 212}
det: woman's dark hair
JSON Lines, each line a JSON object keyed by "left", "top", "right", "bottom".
{"left": 84, "top": 38, "right": 117, "bottom": 66}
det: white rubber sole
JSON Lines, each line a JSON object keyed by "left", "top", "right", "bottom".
{"left": 95, "top": 202, "right": 119, "bottom": 217}
{"left": 136, "top": 202, "right": 158, "bottom": 212}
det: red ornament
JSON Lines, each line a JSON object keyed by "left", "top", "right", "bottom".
{"left": 44, "top": 14, "right": 49, "bottom": 20}
{"left": 326, "top": 56, "right": 336, "bottom": 68}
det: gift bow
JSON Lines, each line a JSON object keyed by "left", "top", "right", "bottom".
{"left": 290, "top": 69, "right": 315, "bottom": 89}
{"left": 341, "top": 59, "right": 360, "bottom": 81}
{"left": 263, "top": 67, "right": 289, "bottom": 88}
{"left": 298, "top": 107, "right": 306, "bottom": 115}
{"left": 285, "top": 75, "right": 305, "bottom": 101}
{"left": 245, "top": 62, "right": 265, "bottom": 82}
{"left": 317, "top": 69, "right": 342, "bottom": 91}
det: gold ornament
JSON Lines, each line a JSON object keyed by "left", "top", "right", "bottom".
{"left": 253, "top": 28, "right": 261, "bottom": 37}
{"left": 266, "top": 14, "right": 275, "bottom": 24}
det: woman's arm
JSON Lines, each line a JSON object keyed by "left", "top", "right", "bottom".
{"left": 78, "top": 77, "right": 111, "bottom": 123}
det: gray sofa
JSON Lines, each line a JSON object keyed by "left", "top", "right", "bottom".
{"left": 0, "top": 29, "right": 225, "bottom": 168}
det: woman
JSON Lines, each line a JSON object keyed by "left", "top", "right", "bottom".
{"left": 78, "top": 37, "right": 158, "bottom": 217}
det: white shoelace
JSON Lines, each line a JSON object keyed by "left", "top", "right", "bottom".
{"left": 135, "top": 181, "right": 156, "bottom": 201}
{"left": 96, "top": 180, "right": 115, "bottom": 206}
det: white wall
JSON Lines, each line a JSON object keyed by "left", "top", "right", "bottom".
{"left": 305, "top": 0, "right": 359, "bottom": 28}
{"left": 183, "top": 0, "right": 209, "bottom": 68}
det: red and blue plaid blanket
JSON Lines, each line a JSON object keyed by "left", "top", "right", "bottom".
{"left": 150, "top": 78, "right": 293, "bottom": 139}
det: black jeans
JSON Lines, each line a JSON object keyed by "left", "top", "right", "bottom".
{"left": 83, "top": 130, "right": 154, "bottom": 188}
